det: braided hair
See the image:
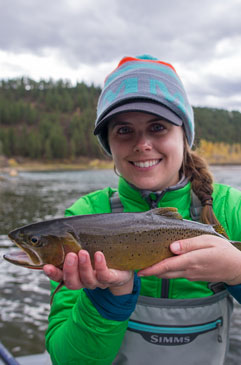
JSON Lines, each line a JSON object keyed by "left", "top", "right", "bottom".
{"left": 182, "top": 138, "right": 222, "bottom": 227}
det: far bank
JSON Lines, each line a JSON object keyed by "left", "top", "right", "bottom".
{"left": 0, "top": 153, "right": 240, "bottom": 175}
{"left": 0, "top": 156, "right": 114, "bottom": 174}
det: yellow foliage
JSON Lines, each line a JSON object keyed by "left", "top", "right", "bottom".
{"left": 196, "top": 140, "right": 241, "bottom": 164}
{"left": 89, "top": 159, "right": 101, "bottom": 168}
{"left": 8, "top": 158, "right": 18, "bottom": 167}
{"left": 89, "top": 159, "right": 114, "bottom": 169}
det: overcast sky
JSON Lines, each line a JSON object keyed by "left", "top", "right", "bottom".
{"left": 1, "top": 0, "right": 241, "bottom": 111}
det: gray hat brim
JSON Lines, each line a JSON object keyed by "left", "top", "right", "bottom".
{"left": 94, "top": 101, "right": 183, "bottom": 135}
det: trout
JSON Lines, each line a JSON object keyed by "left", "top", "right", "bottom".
{"left": 4, "top": 207, "right": 241, "bottom": 270}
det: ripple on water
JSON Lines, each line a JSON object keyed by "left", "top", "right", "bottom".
{"left": 1, "top": 235, "right": 50, "bottom": 356}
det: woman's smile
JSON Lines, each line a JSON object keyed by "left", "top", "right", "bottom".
{"left": 130, "top": 159, "right": 162, "bottom": 169}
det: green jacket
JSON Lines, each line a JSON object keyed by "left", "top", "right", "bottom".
{"left": 45, "top": 177, "right": 241, "bottom": 364}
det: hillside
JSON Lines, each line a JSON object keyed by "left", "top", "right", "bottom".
{"left": 0, "top": 77, "right": 241, "bottom": 164}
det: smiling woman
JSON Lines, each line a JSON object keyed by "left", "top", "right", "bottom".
{"left": 108, "top": 112, "right": 184, "bottom": 191}
{"left": 43, "top": 55, "right": 241, "bottom": 365}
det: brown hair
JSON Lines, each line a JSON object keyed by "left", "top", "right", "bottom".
{"left": 182, "top": 138, "right": 222, "bottom": 227}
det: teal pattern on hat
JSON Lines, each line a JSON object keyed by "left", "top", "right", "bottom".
{"left": 94, "top": 55, "right": 194, "bottom": 153}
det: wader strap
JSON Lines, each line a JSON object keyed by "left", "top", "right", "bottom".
{"left": 110, "top": 190, "right": 203, "bottom": 221}
{"left": 110, "top": 191, "right": 124, "bottom": 213}
{"left": 208, "top": 282, "right": 226, "bottom": 293}
{"left": 190, "top": 190, "right": 202, "bottom": 222}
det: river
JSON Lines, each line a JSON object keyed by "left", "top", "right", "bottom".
{"left": 0, "top": 166, "right": 241, "bottom": 364}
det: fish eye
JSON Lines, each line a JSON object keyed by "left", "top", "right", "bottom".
{"left": 30, "top": 236, "right": 40, "bottom": 246}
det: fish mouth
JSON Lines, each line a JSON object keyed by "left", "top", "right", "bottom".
{"left": 3, "top": 250, "right": 44, "bottom": 269}
{"left": 3, "top": 248, "right": 44, "bottom": 269}
{"left": 5, "top": 234, "right": 44, "bottom": 269}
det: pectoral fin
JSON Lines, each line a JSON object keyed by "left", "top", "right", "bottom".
{"left": 63, "top": 232, "right": 82, "bottom": 254}
{"left": 50, "top": 280, "right": 64, "bottom": 305}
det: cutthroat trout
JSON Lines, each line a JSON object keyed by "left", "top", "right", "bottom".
{"left": 4, "top": 207, "right": 241, "bottom": 270}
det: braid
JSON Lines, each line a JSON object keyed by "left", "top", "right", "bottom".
{"left": 182, "top": 139, "right": 222, "bottom": 227}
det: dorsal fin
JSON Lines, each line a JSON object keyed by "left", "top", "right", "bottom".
{"left": 213, "top": 224, "right": 229, "bottom": 239}
{"left": 150, "top": 207, "right": 183, "bottom": 220}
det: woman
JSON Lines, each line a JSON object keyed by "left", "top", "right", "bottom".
{"left": 44, "top": 55, "right": 241, "bottom": 365}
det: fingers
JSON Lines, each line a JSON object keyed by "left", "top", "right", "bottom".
{"left": 170, "top": 234, "right": 225, "bottom": 255}
{"left": 94, "top": 251, "right": 114, "bottom": 284}
{"left": 157, "top": 270, "right": 187, "bottom": 279}
{"left": 138, "top": 235, "right": 216, "bottom": 277}
{"left": 60, "top": 251, "right": 106, "bottom": 290}
{"left": 138, "top": 254, "right": 189, "bottom": 277}
{"left": 63, "top": 252, "right": 83, "bottom": 290}
{"left": 94, "top": 252, "right": 121, "bottom": 285}
{"left": 77, "top": 250, "right": 106, "bottom": 289}
{"left": 138, "top": 235, "right": 213, "bottom": 277}
{"left": 45, "top": 250, "right": 134, "bottom": 292}
{"left": 43, "top": 264, "right": 63, "bottom": 282}
{"left": 94, "top": 251, "right": 134, "bottom": 289}
{"left": 138, "top": 235, "right": 237, "bottom": 282}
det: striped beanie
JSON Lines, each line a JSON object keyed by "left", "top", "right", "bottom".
{"left": 94, "top": 55, "right": 194, "bottom": 154}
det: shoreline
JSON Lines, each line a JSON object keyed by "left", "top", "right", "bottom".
{"left": 0, "top": 157, "right": 240, "bottom": 175}
{"left": 0, "top": 157, "right": 114, "bottom": 174}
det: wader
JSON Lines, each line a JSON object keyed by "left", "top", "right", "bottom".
{"left": 110, "top": 191, "right": 233, "bottom": 365}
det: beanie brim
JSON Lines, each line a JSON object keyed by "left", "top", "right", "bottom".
{"left": 94, "top": 100, "right": 183, "bottom": 136}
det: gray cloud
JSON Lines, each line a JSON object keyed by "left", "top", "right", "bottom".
{"left": 1, "top": 0, "right": 241, "bottom": 64}
{"left": 1, "top": 0, "right": 241, "bottom": 110}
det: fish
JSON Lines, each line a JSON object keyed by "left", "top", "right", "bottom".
{"left": 4, "top": 207, "right": 241, "bottom": 271}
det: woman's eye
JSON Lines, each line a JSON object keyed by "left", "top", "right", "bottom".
{"left": 117, "top": 126, "right": 132, "bottom": 134}
{"left": 150, "top": 123, "right": 164, "bottom": 132}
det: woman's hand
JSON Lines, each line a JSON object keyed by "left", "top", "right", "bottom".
{"left": 138, "top": 235, "right": 241, "bottom": 286}
{"left": 43, "top": 250, "right": 134, "bottom": 295}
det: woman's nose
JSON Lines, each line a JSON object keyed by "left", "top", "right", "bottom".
{"left": 133, "top": 133, "right": 152, "bottom": 152}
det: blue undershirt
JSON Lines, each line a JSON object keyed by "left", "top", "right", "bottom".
{"left": 84, "top": 273, "right": 141, "bottom": 321}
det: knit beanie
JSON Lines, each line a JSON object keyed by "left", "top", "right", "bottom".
{"left": 94, "top": 55, "right": 194, "bottom": 154}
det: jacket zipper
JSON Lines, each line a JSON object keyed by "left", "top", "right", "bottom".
{"left": 161, "top": 279, "right": 169, "bottom": 298}
{"left": 128, "top": 318, "right": 223, "bottom": 341}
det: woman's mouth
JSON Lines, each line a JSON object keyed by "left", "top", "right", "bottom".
{"left": 131, "top": 159, "right": 161, "bottom": 168}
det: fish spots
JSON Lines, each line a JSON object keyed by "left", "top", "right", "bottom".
{"left": 79, "top": 228, "right": 178, "bottom": 269}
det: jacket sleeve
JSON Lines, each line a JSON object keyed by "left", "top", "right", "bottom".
{"left": 222, "top": 186, "right": 241, "bottom": 303}
{"left": 45, "top": 281, "right": 130, "bottom": 365}
{"left": 224, "top": 187, "right": 241, "bottom": 242}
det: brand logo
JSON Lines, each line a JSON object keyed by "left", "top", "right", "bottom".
{"left": 98, "top": 76, "right": 191, "bottom": 125}
{"left": 128, "top": 317, "right": 223, "bottom": 346}
{"left": 150, "top": 334, "right": 191, "bottom": 345}
{"left": 137, "top": 332, "right": 197, "bottom": 346}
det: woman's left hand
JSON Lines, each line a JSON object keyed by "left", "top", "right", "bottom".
{"left": 138, "top": 235, "right": 241, "bottom": 285}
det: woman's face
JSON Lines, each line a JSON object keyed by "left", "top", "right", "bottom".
{"left": 108, "top": 111, "right": 184, "bottom": 191}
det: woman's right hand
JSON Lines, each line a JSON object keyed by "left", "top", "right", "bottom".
{"left": 43, "top": 250, "right": 134, "bottom": 295}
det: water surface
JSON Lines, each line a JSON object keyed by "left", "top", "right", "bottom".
{"left": 0, "top": 166, "right": 240, "bottom": 363}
